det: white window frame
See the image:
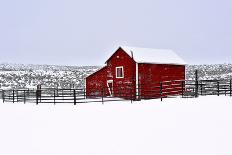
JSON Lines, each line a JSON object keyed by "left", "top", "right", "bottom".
{"left": 116, "top": 66, "right": 124, "bottom": 78}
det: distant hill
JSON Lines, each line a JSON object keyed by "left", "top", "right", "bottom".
{"left": 186, "top": 64, "right": 232, "bottom": 80}
{"left": 0, "top": 63, "right": 99, "bottom": 89}
{"left": 0, "top": 63, "right": 231, "bottom": 89}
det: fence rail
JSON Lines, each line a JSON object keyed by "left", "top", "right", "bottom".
{"left": 1, "top": 79, "right": 232, "bottom": 105}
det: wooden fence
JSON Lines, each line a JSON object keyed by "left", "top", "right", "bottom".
{"left": 1, "top": 79, "right": 231, "bottom": 105}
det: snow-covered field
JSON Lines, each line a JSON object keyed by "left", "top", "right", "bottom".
{"left": 0, "top": 96, "right": 232, "bottom": 155}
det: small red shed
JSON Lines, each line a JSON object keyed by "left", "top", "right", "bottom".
{"left": 86, "top": 46, "right": 186, "bottom": 99}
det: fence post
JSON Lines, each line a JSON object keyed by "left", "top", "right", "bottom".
{"left": 73, "top": 89, "right": 76, "bottom": 105}
{"left": 27, "top": 89, "right": 29, "bottom": 98}
{"left": 217, "top": 81, "right": 220, "bottom": 96}
{"left": 36, "top": 90, "right": 38, "bottom": 105}
{"left": 230, "top": 79, "right": 232, "bottom": 97}
{"left": 225, "top": 81, "right": 227, "bottom": 96}
{"left": 195, "top": 70, "right": 199, "bottom": 98}
{"left": 24, "top": 90, "right": 26, "bottom": 104}
{"left": 160, "top": 82, "right": 163, "bottom": 101}
{"left": 2, "top": 90, "right": 4, "bottom": 103}
{"left": 13, "top": 89, "right": 15, "bottom": 103}
{"left": 54, "top": 89, "right": 56, "bottom": 105}
{"left": 101, "top": 88, "right": 104, "bottom": 104}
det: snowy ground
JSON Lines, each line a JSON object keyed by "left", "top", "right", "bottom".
{"left": 0, "top": 96, "right": 232, "bottom": 155}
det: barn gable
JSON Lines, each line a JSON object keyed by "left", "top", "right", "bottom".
{"left": 105, "top": 47, "right": 136, "bottom": 88}
{"left": 105, "top": 47, "right": 134, "bottom": 64}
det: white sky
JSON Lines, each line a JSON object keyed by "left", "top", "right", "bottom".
{"left": 0, "top": 0, "right": 231, "bottom": 66}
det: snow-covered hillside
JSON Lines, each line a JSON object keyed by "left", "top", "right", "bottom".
{"left": 186, "top": 63, "right": 232, "bottom": 80}
{"left": 0, "top": 63, "right": 232, "bottom": 89}
{"left": 0, "top": 63, "right": 99, "bottom": 89}
{"left": 0, "top": 96, "right": 232, "bottom": 155}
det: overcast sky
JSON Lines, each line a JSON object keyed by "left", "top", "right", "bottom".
{"left": 0, "top": 0, "right": 231, "bottom": 66}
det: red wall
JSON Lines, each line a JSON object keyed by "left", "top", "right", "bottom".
{"left": 86, "top": 66, "right": 108, "bottom": 97}
{"left": 138, "top": 64, "right": 185, "bottom": 98}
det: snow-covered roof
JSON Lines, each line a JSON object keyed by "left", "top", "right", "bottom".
{"left": 117, "top": 46, "right": 186, "bottom": 65}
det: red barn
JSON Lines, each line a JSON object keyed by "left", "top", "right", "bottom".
{"left": 86, "top": 46, "right": 186, "bottom": 99}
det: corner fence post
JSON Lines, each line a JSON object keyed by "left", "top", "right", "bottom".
{"left": 217, "top": 81, "right": 220, "bottom": 96}
{"left": 73, "top": 89, "right": 76, "bottom": 105}
{"left": 160, "top": 82, "right": 163, "bottom": 101}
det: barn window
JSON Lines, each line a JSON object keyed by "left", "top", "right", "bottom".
{"left": 116, "top": 66, "right": 124, "bottom": 78}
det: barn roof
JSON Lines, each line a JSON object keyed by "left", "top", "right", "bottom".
{"left": 106, "top": 46, "right": 186, "bottom": 65}
{"left": 120, "top": 46, "right": 186, "bottom": 65}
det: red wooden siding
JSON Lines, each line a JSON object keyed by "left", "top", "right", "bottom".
{"left": 86, "top": 66, "right": 108, "bottom": 97}
{"left": 138, "top": 64, "right": 185, "bottom": 98}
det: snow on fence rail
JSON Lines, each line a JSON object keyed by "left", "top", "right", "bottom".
{"left": 1, "top": 79, "right": 232, "bottom": 105}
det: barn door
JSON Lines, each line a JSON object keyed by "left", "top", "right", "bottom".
{"left": 107, "top": 80, "right": 113, "bottom": 96}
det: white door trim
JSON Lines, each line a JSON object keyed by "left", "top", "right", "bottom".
{"left": 136, "top": 63, "right": 139, "bottom": 99}
{"left": 107, "top": 80, "right": 113, "bottom": 96}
